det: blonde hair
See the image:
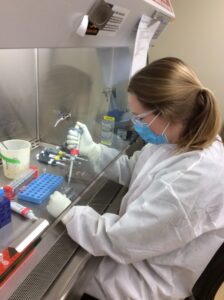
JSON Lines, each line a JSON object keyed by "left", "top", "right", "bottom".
{"left": 128, "top": 57, "right": 221, "bottom": 152}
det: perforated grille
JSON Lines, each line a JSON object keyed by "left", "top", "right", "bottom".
{"left": 30, "top": 138, "right": 40, "bottom": 150}
{"left": 9, "top": 234, "right": 77, "bottom": 300}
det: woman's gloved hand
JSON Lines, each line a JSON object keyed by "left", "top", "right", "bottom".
{"left": 46, "top": 191, "right": 73, "bottom": 224}
{"left": 66, "top": 121, "right": 101, "bottom": 159}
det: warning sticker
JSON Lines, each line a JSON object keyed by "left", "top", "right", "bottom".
{"left": 100, "top": 5, "right": 129, "bottom": 36}
{"left": 145, "top": 0, "right": 174, "bottom": 14}
{"left": 153, "top": 0, "right": 173, "bottom": 12}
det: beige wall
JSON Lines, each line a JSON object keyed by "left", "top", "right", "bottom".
{"left": 150, "top": 0, "right": 224, "bottom": 117}
{"left": 215, "top": 283, "right": 224, "bottom": 300}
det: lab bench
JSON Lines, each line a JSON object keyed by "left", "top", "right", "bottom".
{"left": 0, "top": 140, "right": 141, "bottom": 300}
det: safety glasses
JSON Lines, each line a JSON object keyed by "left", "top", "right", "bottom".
{"left": 131, "top": 110, "right": 154, "bottom": 125}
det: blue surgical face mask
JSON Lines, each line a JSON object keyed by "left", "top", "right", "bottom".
{"left": 132, "top": 111, "right": 169, "bottom": 144}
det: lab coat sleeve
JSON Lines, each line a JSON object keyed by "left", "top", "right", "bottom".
{"left": 65, "top": 177, "right": 197, "bottom": 264}
{"left": 94, "top": 144, "right": 141, "bottom": 186}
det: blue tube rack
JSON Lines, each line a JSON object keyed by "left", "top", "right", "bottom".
{"left": 0, "top": 189, "right": 11, "bottom": 229}
{"left": 18, "top": 173, "right": 64, "bottom": 204}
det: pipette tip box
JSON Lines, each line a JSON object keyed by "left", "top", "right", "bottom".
{"left": 17, "top": 173, "right": 64, "bottom": 204}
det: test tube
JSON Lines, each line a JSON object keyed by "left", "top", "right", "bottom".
{"left": 3, "top": 167, "right": 38, "bottom": 200}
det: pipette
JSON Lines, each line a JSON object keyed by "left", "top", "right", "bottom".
{"left": 45, "top": 148, "right": 71, "bottom": 159}
{"left": 36, "top": 153, "right": 66, "bottom": 166}
{"left": 40, "top": 151, "right": 70, "bottom": 161}
{"left": 67, "top": 123, "right": 83, "bottom": 185}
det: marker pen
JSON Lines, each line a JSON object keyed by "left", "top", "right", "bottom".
{"left": 10, "top": 202, "right": 38, "bottom": 220}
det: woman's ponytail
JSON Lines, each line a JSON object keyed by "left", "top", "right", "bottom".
{"left": 179, "top": 88, "right": 221, "bottom": 151}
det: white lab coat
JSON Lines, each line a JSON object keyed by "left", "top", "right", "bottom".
{"left": 65, "top": 137, "right": 224, "bottom": 300}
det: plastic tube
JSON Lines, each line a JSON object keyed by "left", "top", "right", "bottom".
{"left": 10, "top": 202, "right": 38, "bottom": 220}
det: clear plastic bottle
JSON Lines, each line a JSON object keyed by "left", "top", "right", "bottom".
{"left": 101, "top": 115, "right": 115, "bottom": 146}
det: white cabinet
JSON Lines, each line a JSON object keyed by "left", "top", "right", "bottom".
{"left": 0, "top": 0, "right": 174, "bottom": 48}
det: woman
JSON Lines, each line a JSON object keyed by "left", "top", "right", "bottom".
{"left": 48, "top": 57, "right": 224, "bottom": 300}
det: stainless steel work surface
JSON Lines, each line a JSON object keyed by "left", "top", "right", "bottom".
{"left": 0, "top": 135, "right": 142, "bottom": 299}
{"left": 0, "top": 141, "right": 127, "bottom": 299}
{"left": 0, "top": 144, "right": 89, "bottom": 251}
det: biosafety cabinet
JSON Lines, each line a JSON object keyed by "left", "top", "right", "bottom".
{"left": 0, "top": 1, "right": 174, "bottom": 299}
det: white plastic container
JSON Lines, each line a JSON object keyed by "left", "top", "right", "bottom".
{"left": 47, "top": 191, "right": 71, "bottom": 218}
{"left": 0, "top": 139, "right": 31, "bottom": 179}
